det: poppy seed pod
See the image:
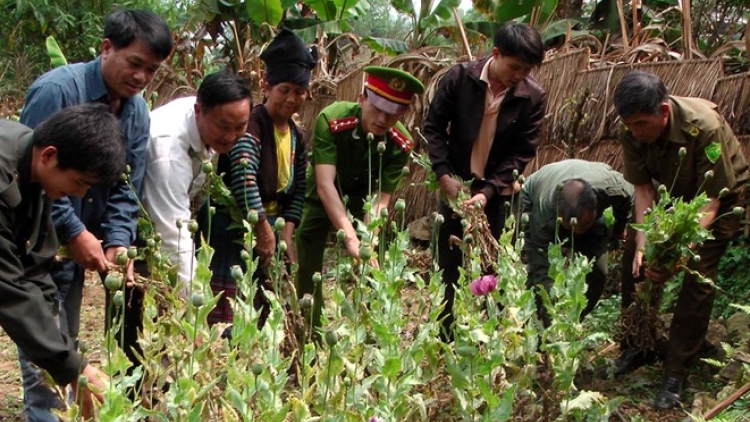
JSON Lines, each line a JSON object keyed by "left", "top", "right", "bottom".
{"left": 112, "top": 290, "right": 124, "bottom": 307}
{"left": 104, "top": 273, "right": 123, "bottom": 291}
{"left": 191, "top": 291, "right": 205, "bottom": 307}
{"left": 395, "top": 199, "right": 406, "bottom": 213}
{"left": 116, "top": 252, "right": 127, "bottom": 266}
{"left": 300, "top": 294, "right": 313, "bottom": 310}
{"left": 324, "top": 330, "right": 339, "bottom": 347}
{"left": 247, "top": 210, "right": 259, "bottom": 225}
{"left": 231, "top": 265, "right": 244, "bottom": 281}
{"left": 359, "top": 245, "right": 374, "bottom": 261}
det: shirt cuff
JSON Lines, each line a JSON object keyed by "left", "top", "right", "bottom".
{"left": 60, "top": 220, "right": 87, "bottom": 243}
{"left": 50, "top": 352, "right": 85, "bottom": 386}
{"left": 433, "top": 163, "right": 452, "bottom": 181}
{"left": 104, "top": 230, "right": 133, "bottom": 249}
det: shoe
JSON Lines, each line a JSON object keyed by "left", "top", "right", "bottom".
{"left": 612, "top": 348, "right": 658, "bottom": 378}
{"left": 698, "top": 341, "right": 726, "bottom": 361}
{"left": 654, "top": 376, "right": 685, "bottom": 409}
{"left": 221, "top": 325, "right": 233, "bottom": 340}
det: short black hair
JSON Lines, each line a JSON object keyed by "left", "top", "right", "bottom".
{"left": 33, "top": 104, "right": 126, "bottom": 187}
{"left": 197, "top": 71, "right": 252, "bottom": 111}
{"left": 104, "top": 9, "right": 172, "bottom": 60}
{"left": 613, "top": 71, "right": 669, "bottom": 118}
{"left": 554, "top": 179, "right": 597, "bottom": 225}
{"left": 494, "top": 22, "right": 544, "bottom": 66}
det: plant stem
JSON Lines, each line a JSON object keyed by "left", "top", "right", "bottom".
{"left": 323, "top": 347, "right": 335, "bottom": 414}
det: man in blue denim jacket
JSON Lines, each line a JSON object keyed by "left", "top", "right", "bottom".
{"left": 17, "top": 9, "right": 172, "bottom": 421}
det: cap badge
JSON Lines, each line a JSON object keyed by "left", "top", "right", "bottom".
{"left": 388, "top": 78, "right": 406, "bottom": 92}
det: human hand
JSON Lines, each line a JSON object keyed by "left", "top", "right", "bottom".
{"left": 438, "top": 175, "right": 464, "bottom": 200}
{"left": 463, "top": 193, "right": 488, "bottom": 209}
{"left": 68, "top": 231, "right": 107, "bottom": 272}
{"left": 105, "top": 246, "right": 134, "bottom": 284}
{"left": 281, "top": 222, "right": 297, "bottom": 264}
{"left": 343, "top": 233, "right": 361, "bottom": 260}
{"left": 255, "top": 221, "right": 276, "bottom": 268}
{"left": 631, "top": 249, "right": 644, "bottom": 278}
{"left": 71, "top": 364, "right": 108, "bottom": 419}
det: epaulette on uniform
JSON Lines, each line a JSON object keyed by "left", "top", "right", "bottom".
{"left": 388, "top": 126, "right": 414, "bottom": 153}
{"left": 329, "top": 116, "right": 359, "bottom": 133}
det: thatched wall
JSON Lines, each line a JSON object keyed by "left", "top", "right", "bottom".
{"left": 714, "top": 73, "right": 750, "bottom": 136}
{"left": 547, "top": 59, "right": 724, "bottom": 146}
{"left": 532, "top": 49, "right": 590, "bottom": 145}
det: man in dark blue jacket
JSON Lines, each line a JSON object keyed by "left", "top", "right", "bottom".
{"left": 17, "top": 9, "right": 171, "bottom": 421}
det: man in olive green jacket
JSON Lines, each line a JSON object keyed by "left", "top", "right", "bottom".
{"left": 0, "top": 104, "right": 125, "bottom": 415}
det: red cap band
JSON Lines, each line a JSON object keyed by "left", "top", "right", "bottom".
{"left": 364, "top": 73, "right": 414, "bottom": 105}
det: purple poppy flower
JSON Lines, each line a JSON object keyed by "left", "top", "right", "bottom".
{"left": 369, "top": 417, "right": 384, "bottom": 422}
{"left": 470, "top": 274, "right": 498, "bottom": 296}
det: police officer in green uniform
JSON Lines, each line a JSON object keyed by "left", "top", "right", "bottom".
{"left": 295, "top": 66, "right": 424, "bottom": 337}
{"left": 522, "top": 159, "right": 633, "bottom": 325}
{"left": 612, "top": 71, "right": 749, "bottom": 409}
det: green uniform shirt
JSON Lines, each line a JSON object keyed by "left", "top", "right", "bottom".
{"left": 306, "top": 101, "right": 412, "bottom": 206}
{"left": 521, "top": 159, "right": 634, "bottom": 247}
{"left": 621, "top": 96, "right": 749, "bottom": 199}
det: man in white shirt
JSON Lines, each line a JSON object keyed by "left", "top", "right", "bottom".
{"left": 144, "top": 71, "right": 252, "bottom": 291}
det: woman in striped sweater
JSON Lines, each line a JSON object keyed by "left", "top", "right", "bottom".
{"left": 204, "top": 28, "right": 315, "bottom": 326}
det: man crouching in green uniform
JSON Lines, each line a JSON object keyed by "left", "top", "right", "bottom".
{"left": 295, "top": 66, "right": 424, "bottom": 338}
{"left": 521, "top": 159, "right": 633, "bottom": 326}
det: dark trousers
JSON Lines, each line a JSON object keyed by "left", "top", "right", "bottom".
{"left": 436, "top": 194, "right": 508, "bottom": 340}
{"left": 621, "top": 202, "right": 740, "bottom": 377}
{"left": 525, "top": 227, "right": 609, "bottom": 326}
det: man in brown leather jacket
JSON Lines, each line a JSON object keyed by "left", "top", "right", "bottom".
{"left": 424, "top": 21, "right": 547, "bottom": 342}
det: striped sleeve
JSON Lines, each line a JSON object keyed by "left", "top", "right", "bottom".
{"left": 229, "top": 133, "right": 265, "bottom": 217}
{"left": 281, "top": 140, "right": 307, "bottom": 224}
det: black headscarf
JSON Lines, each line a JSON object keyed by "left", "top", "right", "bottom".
{"left": 260, "top": 28, "right": 317, "bottom": 89}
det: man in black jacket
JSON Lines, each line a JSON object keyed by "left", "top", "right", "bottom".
{"left": 424, "top": 22, "right": 547, "bottom": 341}
{"left": 0, "top": 103, "right": 126, "bottom": 416}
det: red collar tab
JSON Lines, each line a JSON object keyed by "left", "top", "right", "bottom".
{"left": 388, "top": 127, "right": 413, "bottom": 153}
{"left": 329, "top": 116, "right": 359, "bottom": 133}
